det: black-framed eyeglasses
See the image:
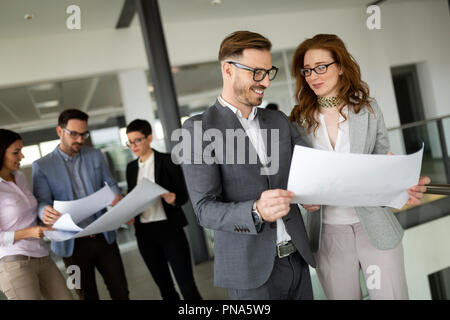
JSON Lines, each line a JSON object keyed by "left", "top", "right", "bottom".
{"left": 300, "top": 61, "right": 337, "bottom": 77}
{"left": 226, "top": 61, "right": 278, "bottom": 82}
{"left": 126, "top": 137, "right": 146, "bottom": 148}
{"left": 62, "top": 128, "right": 90, "bottom": 139}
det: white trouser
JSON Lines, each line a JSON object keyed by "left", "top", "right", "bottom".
{"left": 314, "top": 222, "right": 409, "bottom": 300}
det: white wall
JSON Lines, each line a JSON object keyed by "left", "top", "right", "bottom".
{"left": 403, "top": 214, "right": 450, "bottom": 300}
{"left": 0, "top": 0, "right": 448, "bottom": 127}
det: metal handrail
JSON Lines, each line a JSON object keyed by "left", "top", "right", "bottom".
{"left": 388, "top": 114, "right": 450, "bottom": 131}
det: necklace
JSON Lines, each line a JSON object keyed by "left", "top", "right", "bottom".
{"left": 317, "top": 96, "right": 343, "bottom": 109}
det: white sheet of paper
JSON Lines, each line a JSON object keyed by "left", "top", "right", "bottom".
{"left": 53, "top": 184, "right": 116, "bottom": 223}
{"left": 287, "top": 145, "right": 423, "bottom": 209}
{"left": 52, "top": 213, "right": 83, "bottom": 232}
{"left": 44, "top": 178, "right": 168, "bottom": 241}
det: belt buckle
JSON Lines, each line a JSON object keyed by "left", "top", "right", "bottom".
{"left": 276, "top": 241, "right": 292, "bottom": 258}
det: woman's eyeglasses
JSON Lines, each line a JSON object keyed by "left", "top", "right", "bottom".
{"left": 300, "top": 61, "right": 337, "bottom": 77}
{"left": 126, "top": 137, "right": 146, "bottom": 148}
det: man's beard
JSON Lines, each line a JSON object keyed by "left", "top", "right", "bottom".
{"left": 233, "top": 80, "right": 264, "bottom": 107}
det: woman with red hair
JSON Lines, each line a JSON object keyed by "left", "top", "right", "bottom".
{"left": 290, "top": 34, "right": 428, "bottom": 300}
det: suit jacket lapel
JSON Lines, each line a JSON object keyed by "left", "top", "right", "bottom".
{"left": 349, "top": 107, "right": 369, "bottom": 154}
{"left": 213, "top": 101, "right": 264, "bottom": 170}
{"left": 154, "top": 150, "right": 162, "bottom": 185}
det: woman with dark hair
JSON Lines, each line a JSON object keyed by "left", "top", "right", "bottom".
{"left": 0, "top": 129, "right": 73, "bottom": 300}
{"left": 289, "top": 34, "right": 429, "bottom": 300}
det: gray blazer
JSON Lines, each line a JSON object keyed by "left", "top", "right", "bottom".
{"left": 181, "top": 100, "right": 315, "bottom": 290}
{"left": 295, "top": 101, "right": 404, "bottom": 252}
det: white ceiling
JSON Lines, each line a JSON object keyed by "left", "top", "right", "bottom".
{"left": 0, "top": 0, "right": 426, "bottom": 132}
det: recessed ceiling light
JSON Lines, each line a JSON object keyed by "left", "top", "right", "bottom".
{"left": 24, "top": 14, "right": 35, "bottom": 20}
{"left": 30, "top": 83, "right": 56, "bottom": 91}
{"left": 211, "top": 0, "right": 222, "bottom": 5}
{"left": 36, "top": 100, "right": 59, "bottom": 108}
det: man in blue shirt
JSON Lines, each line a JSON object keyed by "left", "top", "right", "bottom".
{"left": 32, "top": 109, "right": 129, "bottom": 300}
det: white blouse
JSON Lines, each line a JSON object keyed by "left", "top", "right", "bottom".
{"left": 311, "top": 107, "right": 360, "bottom": 225}
{"left": 137, "top": 153, "right": 167, "bottom": 223}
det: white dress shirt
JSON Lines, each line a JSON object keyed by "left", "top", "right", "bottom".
{"left": 311, "top": 107, "right": 360, "bottom": 225}
{"left": 137, "top": 153, "right": 167, "bottom": 223}
{"left": 218, "top": 96, "right": 292, "bottom": 244}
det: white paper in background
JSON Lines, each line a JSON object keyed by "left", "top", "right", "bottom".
{"left": 287, "top": 145, "right": 424, "bottom": 209}
{"left": 44, "top": 178, "right": 168, "bottom": 241}
{"left": 53, "top": 184, "right": 116, "bottom": 223}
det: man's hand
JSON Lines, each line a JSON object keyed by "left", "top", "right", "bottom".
{"left": 407, "top": 176, "right": 431, "bottom": 205}
{"left": 161, "top": 192, "right": 176, "bottom": 206}
{"left": 255, "top": 189, "right": 294, "bottom": 222}
{"left": 126, "top": 218, "right": 135, "bottom": 225}
{"left": 111, "top": 194, "right": 123, "bottom": 207}
{"left": 42, "top": 205, "right": 61, "bottom": 226}
{"left": 302, "top": 204, "right": 320, "bottom": 212}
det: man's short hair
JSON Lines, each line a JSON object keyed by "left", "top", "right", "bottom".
{"left": 126, "top": 119, "right": 152, "bottom": 136}
{"left": 218, "top": 30, "right": 272, "bottom": 63}
{"left": 265, "top": 103, "right": 279, "bottom": 111}
{"left": 58, "top": 109, "right": 89, "bottom": 128}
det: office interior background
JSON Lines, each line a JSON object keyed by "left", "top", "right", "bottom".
{"left": 0, "top": 0, "right": 449, "bottom": 299}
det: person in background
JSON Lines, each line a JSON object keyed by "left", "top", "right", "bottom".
{"left": 0, "top": 129, "right": 73, "bottom": 300}
{"left": 125, "top": 119, "right": 202, "bottom": 300}
{"left": 290, "top": 34, "right": 430, "bottom": 300}
{"left": 32, "top": 109, "right": 129, "bottom": 300}
{"left": 265, "top": 103, "right": 279, "bottom": 111}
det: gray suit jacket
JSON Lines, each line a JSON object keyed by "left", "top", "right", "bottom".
{"left": 181, "top": 100, "right": 315, "bottom": 290}
{"left": 295, "top": 101, "right": 404, "bottom": 252}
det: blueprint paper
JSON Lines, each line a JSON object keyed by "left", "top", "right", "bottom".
{"left": 44, "top": 178, "right": 168, "bottom": 241}
{"left": 287, "top": 145, "right": 423, "bottom": 209}
{"left": 53, "top": 184, "right": 116, "bottom": 224}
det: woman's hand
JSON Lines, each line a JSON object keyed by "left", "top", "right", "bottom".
{"left": 161, "top": 192, "right": 176, "bottom": 205}
{"left": 14, "top": 226, "right": 54, "bottom": 242}
{"left": 302, "top": 204, "right": 320, "bottom": 212}
{"left": 407, "top": 176, "right": 431, "bottom": 205}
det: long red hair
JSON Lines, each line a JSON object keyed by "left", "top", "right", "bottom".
{"left": 289, "top": 34, "right": 373, "bottom": 134}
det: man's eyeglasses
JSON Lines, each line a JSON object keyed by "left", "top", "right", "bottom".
{"left": 226, "top": 61, "right": 278, "bottom": 82}
{"left": 126, "top": 137, "right": 146, "bottom": 148}
{"left": 300, "top": 61, "right": 337, "bottom": 77}
{"left": 62, "top": 128, "right": 90, "bottom": 139}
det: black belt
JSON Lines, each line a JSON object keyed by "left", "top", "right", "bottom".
{"left": 0, "top": 255, "right": 41, "bottom": 263}
{"left": 276, "top": 241, "right": 296, "bottom": 258}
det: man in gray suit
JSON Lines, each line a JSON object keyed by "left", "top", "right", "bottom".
{"left": 179, "top": 31, "right": 316, "bottom": 299}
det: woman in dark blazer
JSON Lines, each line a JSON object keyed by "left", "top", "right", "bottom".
{"left": 125, "top": 119, "right": 201, "bottom": 300}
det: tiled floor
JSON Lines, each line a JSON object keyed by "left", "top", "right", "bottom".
{"left": 0, "top": 238, "right": 328, "bottom": 300}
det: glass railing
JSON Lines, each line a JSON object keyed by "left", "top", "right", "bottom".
{"left": 388, "top": 114, "right": 450, "bottom": 213}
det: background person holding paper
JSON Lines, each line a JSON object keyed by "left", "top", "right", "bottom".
{"left": 32, "top": 109, "right": 129, "bottom": 300}
{"left": 0, "top": 129, "right": 72, "bottom": 300}
{"left": 289, "top": 34, "right": 429, "bottom": 300}
{"left": 125, "top": 119, "right": 202, "bottom": 300}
